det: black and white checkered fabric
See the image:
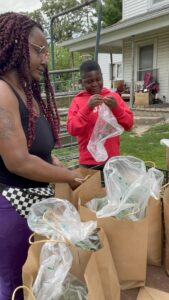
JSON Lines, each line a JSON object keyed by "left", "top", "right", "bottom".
{"left": 2, "top": 185, "right": 54, "bottom": 218}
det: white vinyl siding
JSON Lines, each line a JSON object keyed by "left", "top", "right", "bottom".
{"left": 98, "top": 53, "right": 112, "bottom": 89}
{"left": 157, "top": 33, "right": 169, "bottom": 100}
{"left": 123, "top": 0, "right": 169, "bottom": 20}
{"left": 123, "top": 40, "right": 132, "bottom": 86}
{"left": 98, "top": 53, "right": 122, "bottom": 89}
{"left": 123, "top": 31, "right": 169, "bottom": 101}
{"left": 123, "top": 0, "right": 148, "bottom": 20}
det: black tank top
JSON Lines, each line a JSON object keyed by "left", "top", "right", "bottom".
{"left": 0, "top": 80, "right": 55, "bottom": 188}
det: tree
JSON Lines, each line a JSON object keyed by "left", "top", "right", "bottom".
{"left": 28, "top": 0, "right": 122, "bottom": 42}
{"left": 27, "top": 0, "right": 122, "bottom": 74}
{"left": 102, "top": 0, "right": 122, "bottom": 27}
{"left": 40, "top": 0, "right": 96, "bottom": 42}
{"left": 28, "top": 9, "right": 45, "bottom": 26}
{"left": 27, "top": 9, "right": 49, "bottom": 41}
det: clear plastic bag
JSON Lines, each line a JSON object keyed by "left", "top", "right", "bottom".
{"left": 59, "top": 274, "right": 88, "bottom": 300}
{"left": 147, "top": 167, "right": 164, "bottom": 200}
{"left": 33, "top": 242, "right": 73, "bottom": 300}
{"left": 86, "top": 156, "right": 164, "bottom": 220}
{"left": 160, "top": 139, "right": 169, "bottom": 147}
{"left": 85, "top": 196, "right": 108, "bottom": 213}
{"left": 33, "top": 242, "right": 88, "bottom": 300}
{"left": 28, "top": 198, "right": 97, "bottom": 244}
{"left": 104, "top": 156, "right": 146, "bottom": 209}
{"left": 87, "top": 103, "right": 124, "bottom": 162}
{"left": 29, "top": 199, "right": 98, "bottom": 300}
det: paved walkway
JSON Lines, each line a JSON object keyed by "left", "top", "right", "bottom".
{"left": 132, "top": 104, "right": 169, "bottom": 135}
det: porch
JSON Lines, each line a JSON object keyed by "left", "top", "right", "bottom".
{"left": 58, "top": 5, "right": 169, "bottom": 105}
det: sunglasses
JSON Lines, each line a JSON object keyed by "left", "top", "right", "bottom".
{"left": 29, "top": 42, "right": 48, "bottom": 56}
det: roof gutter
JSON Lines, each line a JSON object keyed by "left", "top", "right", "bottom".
{"left": 58, "top": 6, "right": 169, "bottom": 52}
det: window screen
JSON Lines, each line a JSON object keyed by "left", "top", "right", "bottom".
{"left": 153, "top": 0, "right": 166, "bottom": 3}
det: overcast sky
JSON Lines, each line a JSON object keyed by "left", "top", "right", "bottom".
{"left": 0, "top": 0, "right": 42, "bottom": 13}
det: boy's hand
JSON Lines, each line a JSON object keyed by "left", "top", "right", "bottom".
{"left": 88, "top": 94, "right": 103, "bottom": 109}
{"left": 103, "top": 96, "right": 117, "bottom": 109}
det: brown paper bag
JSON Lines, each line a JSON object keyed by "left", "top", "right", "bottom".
{"left": 85, "top": 254, "right": 106, "bottom": 300}
{"left": 76, "top": 178, "right": 162, "bottom": 267}
{"left": 163, "top": 185, "right": 169, "bottom": 275}
{"left": 22, "top": 228, "right": 120, "bottom": 300}
{"left": 147, "top": 197, "right": 162, "bottom": 266}
{"left": 79, "top": 185, "right": 148, "bottom": 290}
{"left": 69, "top": 228, "right": 120, "bottom": 300}
{"left": 136, "top": 287, "right": 169, "bottom": 299}
{"left": 54, "top": 167, "right": 99, "bottom": 208}
{"left": 22, "top": 242, "right": 42, "bottom": 298}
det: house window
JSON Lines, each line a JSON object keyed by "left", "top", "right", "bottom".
{"left": 117, "top": 64, "right": 122, "bottom": 79}
{"left": 153, "top": 0, "right": 166, "bottom": 3}
{"left": 138, "top": 45, "right": 154, "bottom": 80}
{"left": 151, "top": 0, "right": 169, "bottom": 6}
{"left": 110, "top": 63, "right": 122, "bottom": 80}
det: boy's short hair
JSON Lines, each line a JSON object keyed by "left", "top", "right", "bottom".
{"left": 80, "top": 60, "right": 101, "bottom": 77}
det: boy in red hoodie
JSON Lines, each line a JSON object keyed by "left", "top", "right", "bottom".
{"left": 66, "top": 60, "right": 133, "bottom": 172}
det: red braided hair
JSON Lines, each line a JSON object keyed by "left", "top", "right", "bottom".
{"left": 0, "top": 12, "right": 60, "bottom": 148}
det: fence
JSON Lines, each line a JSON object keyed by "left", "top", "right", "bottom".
{"left": 50, "top": 91, "right": 79, "bottom": 168}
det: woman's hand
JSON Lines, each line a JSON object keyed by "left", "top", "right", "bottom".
{"left": 69, "top": 170, "right": 84, "bottom": 190}
{"left": 51, "top": 156, "right": 84, "bottom": 189}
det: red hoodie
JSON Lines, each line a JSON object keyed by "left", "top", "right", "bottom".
{"left": 66, "top": 88, "right": 133, "bottom": 165}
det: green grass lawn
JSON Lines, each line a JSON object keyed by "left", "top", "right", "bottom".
{"left": 121, "top": 123, "right": 169, "bottom": 169}
{"left": 53, "top": 123, "right": 169, "bottom": 170}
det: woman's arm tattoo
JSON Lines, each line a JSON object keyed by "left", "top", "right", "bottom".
{"left": 0, "top": 107, "right": 17, "bottom": 139}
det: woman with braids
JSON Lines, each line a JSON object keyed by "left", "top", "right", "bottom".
{"left": 0, "top": 12, "right": 83, "bottom": 300}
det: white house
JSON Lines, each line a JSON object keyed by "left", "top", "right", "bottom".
{"left": 98, "top": 53, "right": 123, "bottom": 89}
{"left": 59, "top": 0, "right": 169, "bottom": 104}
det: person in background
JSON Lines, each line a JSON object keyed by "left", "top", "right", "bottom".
{"left": 115, "top": 81, "right": 124, "bottom": 96}
{"left": 0, "top": 12, "right": 83, "bottom": 300}
{"left": 66, "top": 60, "right": 134, "bottom": 174}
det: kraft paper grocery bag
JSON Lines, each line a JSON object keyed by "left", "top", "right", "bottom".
{"left": 86, "top": 253, "right": 106, "bottom": 300}
{"left": 22, "top": 241, "right": 42, "bottom": 300}
{"left": 147, "top": 196, "right": 162, "bottom": 266}
{"left": 163, "top": 185, "right": 169, "bottom": 275}
{"left": 79, "top": 179, "right": 163, "bottom": 279}
{"left": 136, "top": 287, "right": 169, "bottom": 299}
{"left": 21, "top": 228, "right": 120, "bottom": 300}
{"left": 55, "top": 167, "right": 99, "bottom": 208}
{"left": 79, "top": 185, "right": 148, "bottom": 290}
{"left": 69, "top": 227, "right": 120, "bottom": 300}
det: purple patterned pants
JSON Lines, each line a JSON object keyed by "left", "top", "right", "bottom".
{"left": 0, "top": 195, "right": 32, "bottom": 300}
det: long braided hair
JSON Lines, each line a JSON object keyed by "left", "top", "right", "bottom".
{"left": 0, "top": 12, "right": 60, "bottom": 148}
